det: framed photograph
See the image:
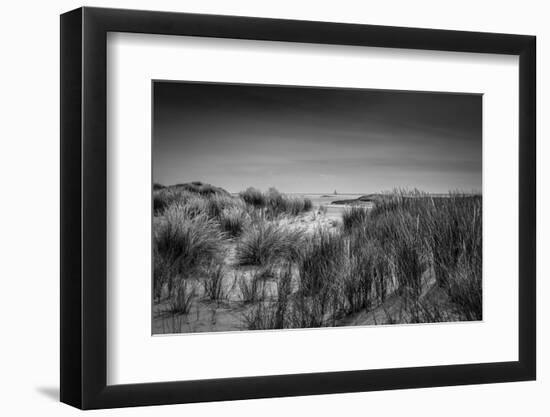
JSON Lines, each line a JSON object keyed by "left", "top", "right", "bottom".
{"left": 60, "top": 7, "right": 536, "bottom": 409}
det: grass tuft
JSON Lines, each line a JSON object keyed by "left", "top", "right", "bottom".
{"left": 236, "top": 222, "right": 304, "bottom": 266}
{"left": 168, "top": 280, "right": 196, "bottom": 314}
{"left": 239, "top": 187, "right": 266, "bottom": 207}
{"left": 219, "top": 206, "right": 249, "bottom": 237}
{"left": 203, "top": 262, "right": 226, "bottom": 301}
{"left": 154, "top": 204, "right": 225, "bottom": 296}
{"left": 342, "top": 206, "right": 369, "bottom": 233}
{"left": 238, "top": 270, "right": 266, "bottom": 304}
{"left": 239, "top": 187, "right": 312, "bottom": 218}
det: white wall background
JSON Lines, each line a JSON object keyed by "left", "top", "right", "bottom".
{"left": 0, "top": 0, "right": 546, "bottom": 415}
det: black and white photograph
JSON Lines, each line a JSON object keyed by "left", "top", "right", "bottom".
{"left": 152, "top": 81, "right": 482, "bottom": 334}
{"left": 52, "top": 4, "right": 540, "bottom": 411}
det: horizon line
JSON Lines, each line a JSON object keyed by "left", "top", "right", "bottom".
{"left": 154, "top": 182, "right": 482, "bottom": 196}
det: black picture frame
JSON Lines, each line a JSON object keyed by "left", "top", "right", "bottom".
{"left": 60, "top": 6, "right": 536, "bottom": 410}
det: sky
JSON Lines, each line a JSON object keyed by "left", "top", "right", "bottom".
{"left": 153, "top": 81, "right": 482, "bottom": 194}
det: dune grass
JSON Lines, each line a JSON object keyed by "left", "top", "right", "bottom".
{"left": 153, "top": 203, "right": 225, "bottom": 299}
{"left": 168, "top": 280, "right": 196, "bottom": 315}
{"left": 236, "top": 222, "right": 305, "bottom": 266}
{"left": 342, "top": 206, "right": 369, "bottom": 233}
{"left": 153, "top": 188, "right": 194, "bottom": 214}
{"left": 240, "top": 187, "right": 312, "bottom": 218}
{"left": 219, "top": 206, "right": 249, "bottom": 237}
{"left": 290, "top": 228, "right": 346, "bottom": 327}
{"left": 172, "top": 181, "right": 229, "bottom": 196}
{"left": 239, "top": 187, "right": 266, "bottom": 207}
{"left": 202, "top": 262, "right": 227, "bottom": 301}
{"left": 288, "top": 191, "right": 481, "bottom": 326}
{"left": 343, "top": 238, "right": 377, "bottom": 314}
{"left": 242, "top": 264, "right": 294, "bottom": 330}
{"left": 237, "top": 269, "right": 267, "bottom": 304}
{"left": 360, "top": 191, "right": 482, "bottom": 320}
{"left": 154, "top": 183, "right": 482, "bottom": 330}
